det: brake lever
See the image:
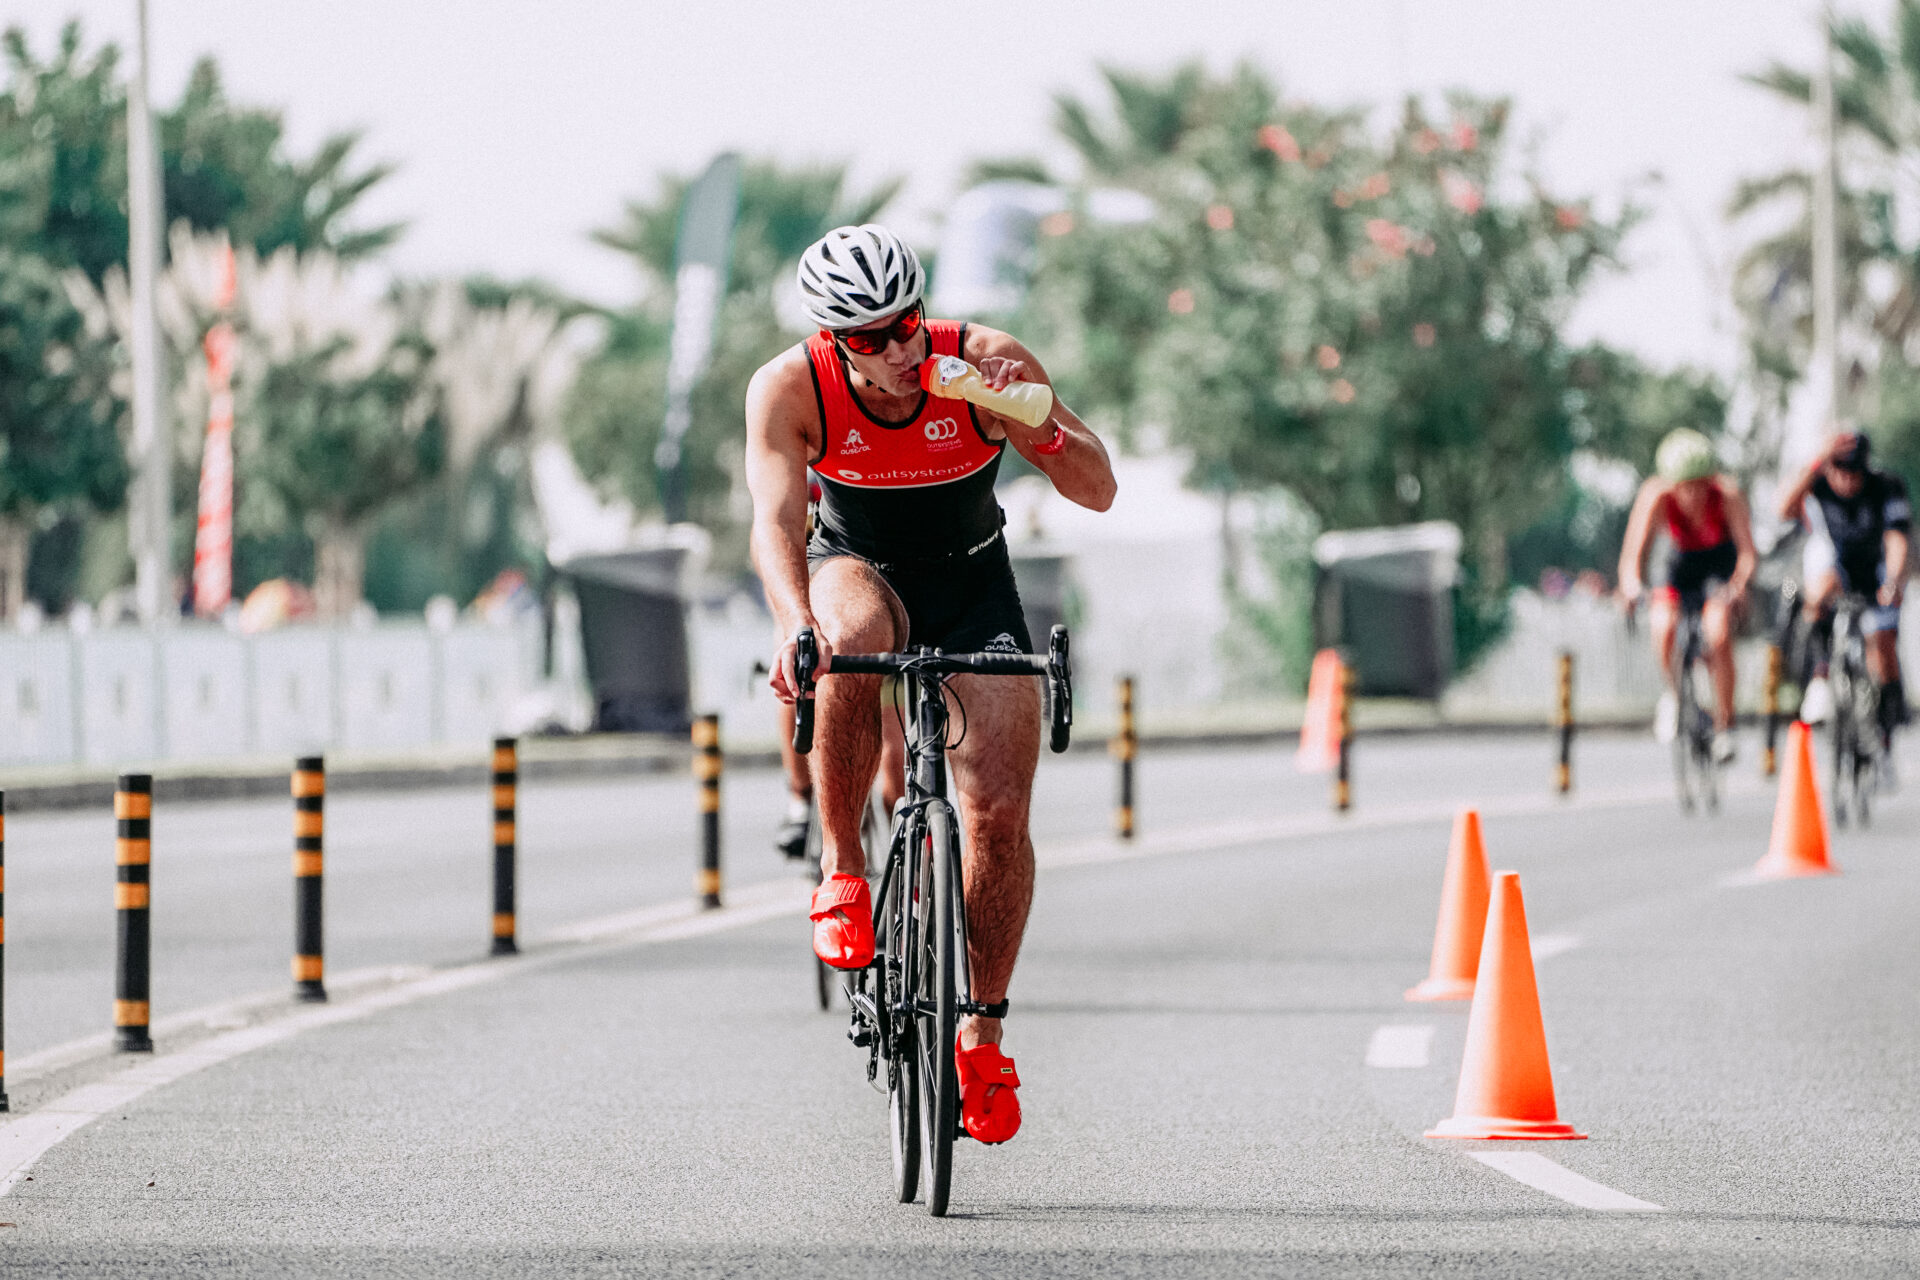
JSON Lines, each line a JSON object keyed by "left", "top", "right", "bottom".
{"left": 1046, "top": 624, "right": 1072, "bottom": 753}
{"left": 793, "top": 628, "right": 818, "bottom": 755}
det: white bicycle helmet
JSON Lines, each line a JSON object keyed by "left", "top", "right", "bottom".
{"left": 795, "top": 224, "right": 924, "bottom": 330}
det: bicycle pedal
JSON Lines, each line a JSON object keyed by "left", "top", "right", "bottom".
{"left": 849, "top": 1025, "right": 873, "bottom": 1048}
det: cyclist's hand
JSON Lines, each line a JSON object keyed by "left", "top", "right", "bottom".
{"left": 1617, "top": 579, "right": 1644, "bottom": 616}
{"left": 1879, "top": 580, "right": 1905, "bottom": 609}
{"left": 771, "top": 625, "right": 833, "bottom": 704}
{"left": 976, "top": 354, "right": 1030, "bottom": 392}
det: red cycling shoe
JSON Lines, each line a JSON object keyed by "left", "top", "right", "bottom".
{"left": 956, "top": 1043, "right": 1021, "bottom": 1144}
{"left": 810, "top": 874, "right": 873, "bottom": 969}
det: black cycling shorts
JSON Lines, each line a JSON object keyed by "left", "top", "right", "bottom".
{"left": 807, "top": 529, "right": 1034, "bottom": 656}
{"left": 1664, "top": 540, "right": 1737, "bottom": 609}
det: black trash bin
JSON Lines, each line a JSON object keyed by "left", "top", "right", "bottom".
{"left": 559, "top": 548, "right": 694, "bottom": 733}
{"left": 1312, "top": 522, "right": 1462, "bottom": 699}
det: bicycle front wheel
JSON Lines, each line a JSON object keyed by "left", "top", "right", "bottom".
{"left": 916, "top": 801, "right": 961, "bottom": 1217}
{"left": 881, "top": 838, "right": 920, "bottom": 1204}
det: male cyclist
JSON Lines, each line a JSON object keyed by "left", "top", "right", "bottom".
{"left": 1776, "top": 431, "right": 1911, "bottom": 742}
{"left": 746, "top": 225, "right": 1115, "bottom": 1145}
{"left": 1617, "top": 428, "right": 1757, "bottom": 763}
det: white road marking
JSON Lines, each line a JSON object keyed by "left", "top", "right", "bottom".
{"left": 0, "top": 878, "right": 810, "bottom": 1197}
{"left": 1468, "top": 1150, "right": 1664, "bottom": 1212}
{"left": 1364, "top": 1025, "right": 1433, "bottom": 1068}
{"left": 1530, "top": 932, "right": 1581, "bottom": 961}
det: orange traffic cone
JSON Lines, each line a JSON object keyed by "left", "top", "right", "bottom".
{"left": 1427, "top": 870, "right": 1585, "bottom": 1140}
{"left": 1296, "top": 649, "right": 1342, "bottom": 774}
{"left": 1752, "top": 721, "right": 1836, "bottom": 880}
{"left": 1406, "top": 809, "right": 1492, "bottom": 1002}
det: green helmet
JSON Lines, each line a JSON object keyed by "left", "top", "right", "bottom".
{"left": 1655, "top": 429, "right": 1717, "bottom": 484}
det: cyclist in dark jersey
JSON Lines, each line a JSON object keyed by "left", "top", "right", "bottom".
{"left": 747, "top": 225, "right": 1115, "bottom": 1146}
{"left": 1776, "top": 432, "right": 1912, "bottom": 737}
{"left": 1617, "top": 428, "right": 1757, "bottom": 763}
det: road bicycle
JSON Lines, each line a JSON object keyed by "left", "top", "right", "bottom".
{"left": 1827, "top": 593, "right": 1882, "bottom": 828}
{"left": 792, "top": 624, "right": 1071, "bottom": 1217}
{"left": 1669, "top": 598, "right": 1721, "bottom": 815}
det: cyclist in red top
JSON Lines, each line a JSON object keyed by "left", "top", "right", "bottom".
{"left": 747, "top": 225, "right": 1115, "bottom": 1146}
{"left": 1617, "top": 428, "right": 1757, "bottom": 762}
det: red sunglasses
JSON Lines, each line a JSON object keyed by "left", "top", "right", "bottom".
{"left": 831, "top": 305, "right": 923, "bottom": 356}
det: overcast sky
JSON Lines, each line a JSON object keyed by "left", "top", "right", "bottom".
{"left": 13, "top": 0, "right": 1846, "bottom": 376}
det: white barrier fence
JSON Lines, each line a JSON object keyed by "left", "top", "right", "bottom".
{"left": 0, "top": 619, "right": 542, "bottom": 769}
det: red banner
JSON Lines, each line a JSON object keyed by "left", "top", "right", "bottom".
{"left": 192, "top": 246, "right": 238, "bottom": 617}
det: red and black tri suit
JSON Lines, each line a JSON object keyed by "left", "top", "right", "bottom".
{"left": 804, "top": 319, "right": 1032, "bottom": 654}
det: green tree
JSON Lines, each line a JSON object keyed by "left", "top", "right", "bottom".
{"left": 567, "top": 159, "right": 899, "bottom": 566}
{"left": 0, "top": 21, "right": 398, "bottom": 282}
{"left": 1735, "top": 1, "right": 1920, "bottom": 488}
{"left": 0, "top": 248, "right": 127, "bottom": 618}
{"left": 237, "top": 251, "right": 444, "bottom": 617}
{"left": 1022, "top": 65, "right": 1711, "bottom": 673}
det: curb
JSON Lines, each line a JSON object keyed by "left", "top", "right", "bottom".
{"left": 0, "top": 714, "right": 1666, "bottom": 813}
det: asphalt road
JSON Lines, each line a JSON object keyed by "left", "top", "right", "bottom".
{"left": 1, "top": 726, "right": 1916, "bottom": 1276}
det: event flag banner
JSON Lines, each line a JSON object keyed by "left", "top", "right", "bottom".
{"left": 655, "top": 152, "right": 741, "bottom": 523}
{"left": 192, "top": 244, "right": 239, "bottom": 617}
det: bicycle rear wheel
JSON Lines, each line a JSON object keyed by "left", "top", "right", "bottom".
{"left": 1672, "top": 669, "right": 1701, "bottom": 815}
{"left": 916, "top": 801, "right": 961, "bottom": 1217}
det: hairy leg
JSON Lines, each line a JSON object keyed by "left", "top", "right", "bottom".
{"left": 808, "top": 559, "right": 906, "bottom": 879}
{"left": 1651, "top": 595, "right": 1678, "bottom": 689}
{"left": 946, "top": 672, "right": 1042, "bottom": 1051}
{"left": 1867, "top": 628, "right": 1901, "bottom": 684}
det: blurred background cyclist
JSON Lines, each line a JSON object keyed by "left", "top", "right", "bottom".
{"left": 1616, "top": 428, "right": 1758, "bottom": 764}
{"left": 1776, "top": 431, "right": 1912, "bottom": 748}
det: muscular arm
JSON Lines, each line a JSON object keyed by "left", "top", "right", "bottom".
{"left": 1616, "top": 478, "right": 1666, "bottom": 597}
{"left": 964, "top": 326, "right": 1117, "bottom": 512}
{"left": 1776, "top": 453, "right": 1827, "bottom": 525}
{"left": 744, "top": 353, "right": 824, "bottom": 698}
{"left": 1884, "top": 528, "right": 1911, "bottom": 606}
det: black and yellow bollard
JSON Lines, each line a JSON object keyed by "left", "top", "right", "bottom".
{"left": 0, "top": 790, "right": 9, "bottom": 1112}
{"left": 1113, "top": 676, "right": 1137, "bottom": 840}
{"left": 292, "top": 757, "right": 327, "bottom": 1002}
{"left": 491, "top": 737, "right": 518, "bottom": 955}
{"left": 1334, "top": 658, "right": 1354, "bottom": 812}
{"left": 1554, "top": 650, "right": 1575, "bottom": 795}
{"left": 1762, "top": 643, "right": 1783, "bottom": 777}
{"left": 114, "top": 774, "right": 154, "bottom": 1052}
{"left": 694, "top": 714, "right": 722, "bottom": 909}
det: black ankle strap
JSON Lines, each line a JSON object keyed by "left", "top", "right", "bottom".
{"left": 979, "top": 999, "right": 1009, "bottom": 1019}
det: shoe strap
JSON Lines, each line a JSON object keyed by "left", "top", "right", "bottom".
{"left": 956, "top": 1043, "right": 1020, "bottom": 1089}
{"left": 809, "top": 873, "right": 868, "bottom": 920}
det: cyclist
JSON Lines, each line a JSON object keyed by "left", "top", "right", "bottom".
{"left": 1775, "top": 432, "right": 1911, "bottom": 742}
{"left": 746, "top": 225, "right": 1115, "bottom": 1145}
{"left": 1616, "top": 428, "right": 1757, "bottom": 764}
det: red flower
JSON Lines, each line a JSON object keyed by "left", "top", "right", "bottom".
{"left": 1442, "top": 171, "right": 1482, "bottom": 215}
{"left": 1555, "top": 205, "right": 1585, "bottom": 230}
{"left": 1257, "top": 123, "right": 1302, "bottom": 163}
{"left": 1451, "top": 121, "right": 1479, "bottom": 152}
{"left": 1365, "top": 219, "right": 1409, "bottom": 259}
{"left": 1167, "top": 288, "right": 1196, "bottom": 315}
{"left": 1413, "top": 322, "right": 1436, "bottom": 348}
{"left": 1413, "top": 128, "right": 1442, "bottom": 155}
{"left": 1206, "top": 204, "right": 1235, "bottom": 231}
